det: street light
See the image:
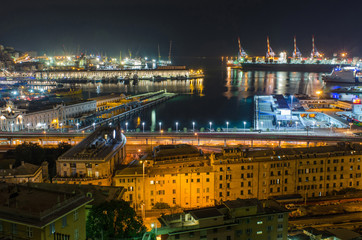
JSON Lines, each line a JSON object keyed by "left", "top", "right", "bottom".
{"left": 27, "top": 123, "right": 30, "bottom": 133}
{"left": 278, "top": 121, "right": 281, "bottom": 130}
{"left": 125, "top": 122, "right": 128, "bottom": 132}
{"left": 159, "top": 122, "right": 162, "bottom": 132}
{"left": 296, "top": 122, "right": 298, "bottom": 132}
{"left": 226, "top": 121, "right": 229, "bottom": 132}
{"left": 60, "top": 123, "right": 63, "bottom": 133}
{"left": 192, "top": 122, "right": 195, "bottom": 132}
{"left": 142, "top": 122, "right": 145, "bottom": 133}
{"left": 261, "top": 121, "right": 264, "bottom": 130}
{"left": 93, "top": 122, "right": 96, "bottom": 130}
{"left": 11, "top": 123, "right": 14, "bottom": 133}
{"left": 76, "top": 122, "right": 80, "bottom": 131}
{"left": 243, "top": 121, "right": 246, "bottom": 132}
{"left": 209, "top": 122, "right": 212, "bottom": 132}
{"left": 176, "top": 122, "right": 178, "bottom": 133}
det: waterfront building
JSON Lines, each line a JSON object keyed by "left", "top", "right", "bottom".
{"left": 114, "top": 144, "right": 362, "bottom": 211}
{"left": 0, "top": 100, "right": 96, "bottom": 131}
{"left": 158, "top": 198, "right": 289, "bottom": 240}
{"left": 0, "top": 161, "right": 47, "bottom": 184}
{"left": 288, "top": 227, "right": 362, "bottom": 240}
{"left": 0, "top": 182, "right": 92, "bottom": 240}
{"left": 54, "top": 126, "right": 126, "bottom": 186}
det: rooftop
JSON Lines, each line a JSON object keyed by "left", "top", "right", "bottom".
{"left": 0, "top": 183, "right": 92, "bottom": 227}
{"left": 59, "top": 126, "right": 126, "bottom": 161}
{"left": 0, "top": 162, "right": 41, "bottom": 177}
{"left": 153, "top": 144, "right": 201, "bottom": 159}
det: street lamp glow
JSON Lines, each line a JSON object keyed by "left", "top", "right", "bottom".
{"left": 125, "top": 122, "right": 128, "bottom": 132}
{"left": 278, "top": 121, "right": 281, "bottom": 130}
{"left": 176, "top": 122, "right": 178, "bottom": 132}
{"left": 92, "top": 122, "right": 96, "bottom": 130}
{"left": 192, "top": 122, "right": 195, "bottom": 132}
{"left": 159, "top": 122, "right": 162, "bottom": 132}
{"left": 226, "top": 121, "right": 229, "bottom": 132}
{"left": 209, "top": 122, "right": 212, "bottom": 132}
{"left": 142, "top": 122, "right": 145, "bottom": 133}
{"left": 243, "top": 121, "right": 246, "bottom": 132}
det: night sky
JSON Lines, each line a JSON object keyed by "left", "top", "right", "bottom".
{"left": 1, "top": 0, "right": 361, "bottom": 58}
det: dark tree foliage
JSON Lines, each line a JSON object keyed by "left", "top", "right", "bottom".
{"left": 14, "top": 142, "right": 45, "bottom": 166}
{"left": 86, "top": 200, "right": 146, "bottom": 240}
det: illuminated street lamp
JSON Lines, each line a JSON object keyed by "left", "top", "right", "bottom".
{"left": 92, "top": 122, "right": 96, "bottom": 130}
{"left": 60, "top": 123, "right": 63, "bottom": 133}
{"left": 296, "top": 122, "right": 298, "bottom": 132}
{"left": 175, "top": 122, "right": 178, "bottom": 133}
{"left": 278, "top": 121, "right": 281, "bottom": 130}
{"left": 192, "top": 122, "right": 195, "bottom": 132}
{"left": 209, "top": 122, "right": 212, "bottom": 132}
{"left": 125, "top": 122, "right": 128, "bottom": 132}
{"left": 226, "top": 121, "right": 229, "bottom": 132}
{"left": 27, "top": 123, "right": 30, "bottom": 133}
{"left": 11, "top": 123, "right": 14, "bottom": 133}
{"left": 316, "top": 90, "right": 322, "bottom": 99}
{"left": 142, "top": 122, "right": 145, "bottom": 133}
{"left": 76, "top": 122, "right": 80, "bottom": 131}
{"left": 159, "top": 122, "right": 162, "bottom": 132}
{"left": 243, "top": 121, "right": 246, "bottom": 132}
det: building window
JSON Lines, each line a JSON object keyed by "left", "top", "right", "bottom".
{"left": 206, "top": 178, "right": 210, "bottom": 182}
{"left": 26, "top": 227, "right": 33, "bottom": 238}
{"left": 257, "top": 221, "right": 263, "bottom": 224}
{"left": 50, "top": 223, "right": 55, "bottom": 234}
{"left": 219, "top": 184, "right": 222, "bottom": 189}
{"left": 197, "top": 178, "right": 200, "bottom": 182}
{"left": 257, "top": 231, "right": 263, "bottom": 235}
{"left": 240, "top": 190, "right": 244, "bottom": 195}
{"left": 75, "top": 229, "right": 79, "bottom": 240}
{"left": 74, "top": 209, "right": 79, "bottom": 221}
{"left": 62, "top": 216, "right": 67, "bottom": 227}
{"left": 172, "top": 189, "right": 176, "bottom": 194}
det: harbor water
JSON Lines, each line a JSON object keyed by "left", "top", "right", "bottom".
{"left": 76, "top": 58, "right": 326, "bottom": 131}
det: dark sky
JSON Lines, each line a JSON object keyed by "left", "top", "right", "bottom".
{"left": 1, "top": 0, "right": 361, "bottom": 58}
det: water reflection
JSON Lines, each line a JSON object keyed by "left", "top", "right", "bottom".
{"left": 225, "top": 69, "right": 325, "bottom": 99}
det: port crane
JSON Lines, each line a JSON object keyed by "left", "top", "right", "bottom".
{"left": 237, "top": 37, "right": 247, "bottom": 60}
{"left": 292, "top": 36, "right": 302, "bottom": 59}
{"left": 266, "top": 36, "right": 275, "bottom": 59}
{"left": 310, "top": 35, "right": 322, "bottom": 59}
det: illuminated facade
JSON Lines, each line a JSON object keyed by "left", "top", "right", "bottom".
{"left": 55, "top": 127, "right": 126, "bottom": 186}
{"left": 114, "top": 145, "right": 362, "bottom": 210}
{"left": 0, "top": 100, "right": 96, "bottom": 131}
{"left": 158, "top": 198, "right": 289, "bottom": 240}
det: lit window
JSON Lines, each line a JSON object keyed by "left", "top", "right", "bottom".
{"left": 257, "top": 221, "right": 263, "bottom": 224}
{"left": 150, "top": 180, "right": 154, "bottom": 184}
{"left": 257, "top": 231, "right": 263, "bottom": 235}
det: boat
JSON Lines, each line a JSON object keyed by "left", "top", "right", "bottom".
{"left": 322, "top": 67, "right": 362, "bottom": 83}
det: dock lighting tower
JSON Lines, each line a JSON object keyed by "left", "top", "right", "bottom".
{"left": 176, "top": 122, "right": 178, "bottom": 132}
{"left": 292, "top": 36, "right": 302, "bottom": 59}
{"left": 209, "top": 122, "right": 212, "bottom": 132}
{"left": 266, "top": 36, "right": 275, "bottom": 59}
{"left": 310, "top": 35, "right": 321, "bottom": 59}
{"left": 226, "top": 121, "right": 229, "bottom": 132}
{"left": 192, "top": 122, "right": 195, "bottom": 132}
{"left": 142, "top": 122, "right": 145, "bottom": 133}
{"left": 125, "top": 122, "right": 128, "bottom": 132}
{"left": 159, "top": 122, "right": 162, "bottom": 132}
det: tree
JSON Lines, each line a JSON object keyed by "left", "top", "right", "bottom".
{"left": 14, "top": 142, "right": 45, "bottom": 166}
{"left": 86, "top": 200, "right": 146, "bottom": 240}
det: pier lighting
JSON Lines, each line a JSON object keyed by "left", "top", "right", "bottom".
{"left": 226, "top": 121, "right": 229, "bottom": 132}
{"left": 159, "top": 122, "right": 162, "bottom": 132}
{"left": 192, "top": 122, "right": 195, "bottom": 132}
{"left": 60, "top": 123, "right": 63, "bottom": 133}
{"left": 209, "top": 122, "right": 212, "bottom": 132}
{"left": 142, "top": 122, "right": 145, "bottom": 133}
{"left": 176, "top": 122, "right": 178, "bottom": 132}
{"left": 125, "top": 122, "right": 128, "bottom": 132}
{"left": 243, "top": 121, "right": 246, "bottom": 132}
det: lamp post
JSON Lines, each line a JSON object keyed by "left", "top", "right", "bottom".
{"left": 27, "top": 123, "right": 30, "bottom": 133}
{"left": 159, "top": 122, "right": 162, "bottom": 132}
{"left": 296, "top": 122, "right": 298, "bottom": 132}
{"left": 11, "top": 123, "right": 14, "bottom": 133}
{"left": 175, "top": 122, "right": 178, "bottom": 133}
{"left": 142, "top": 122, "right": 145, "bottom": 133}
{"left": 125, "top": 122, "right": 128, "bottom": 132}
{"left": 192, "top": 122, "right": 195, "bottom": 132}
{"left": 93, "top": 122, "right": 96, "bottom": 130}
{"left": 243, "top": 121, "right": 246, "bottom": 132}
{"left": 140, "top": 160, "right": 147, "bottom": 220}
{"left": 226, "top": 121, "right": 229, "bottom": 132}
{"left": 278, "top": 121, "right": 281, "bottom": 131}
{"left": 313, "top": 121, "right": 315, "bottom": 133}
{"left": 209, "top": 122, "right": 212, "bottom": 132}
{"left": 60, "top": 123, "right": 63, "bottom": 133}
{"left": 76, "top": 122, "right": 79, "bottom": 131}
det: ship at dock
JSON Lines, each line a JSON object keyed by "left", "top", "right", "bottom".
{"left": 225, "top": 36, "right": 354, "bottom": 72}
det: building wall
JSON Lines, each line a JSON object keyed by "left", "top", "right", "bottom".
{"left": 0, "top": 168, "right": 43, "bottom": 184}
{"left": 115, "top": 152, "right": 362, "bottom": 210}
{"left": 0, "top": 205, "right": 87, "bottom": 240}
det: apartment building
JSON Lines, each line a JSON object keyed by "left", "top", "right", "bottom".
{"left": 114, "top": 144, "right": 362, "bottom": 210}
